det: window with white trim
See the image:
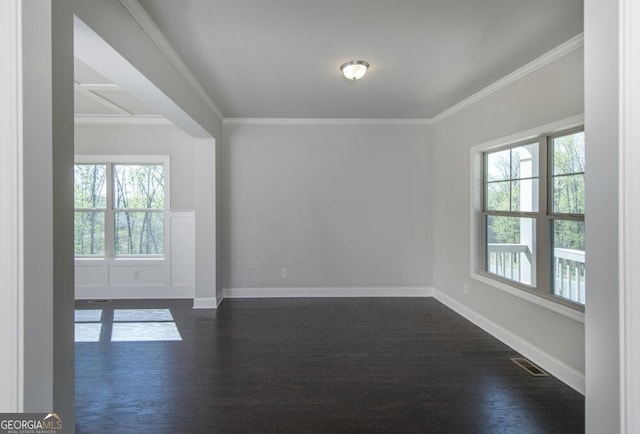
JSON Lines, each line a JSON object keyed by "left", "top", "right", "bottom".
{"left": 481, "top": 128, "right": 585, "bottom": 306}
{"left": 74, "top": 157, "right": 168, "bottom": 258}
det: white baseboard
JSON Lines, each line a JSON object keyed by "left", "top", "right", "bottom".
{"left": 223, "top": 286, "right": 433, "bottom": 299}
{"left": 193, "top": 297, "right": 221, "bottom": 309}
{"left": 432, "top": 287, "right": 585, "bottom": 395}
{"left": 75, "top": 284, "right": 194, "bottom": 300}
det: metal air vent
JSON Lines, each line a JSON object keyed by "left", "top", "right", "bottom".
{"left": 511, "top": 357, "right": 549, "bottom": 376}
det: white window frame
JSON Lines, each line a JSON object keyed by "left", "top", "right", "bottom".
{"left": 74, "top": 155, "right": 171, "bottom": 260}
{"left": 470, "top": 115, "right": 585, "bottom": 322}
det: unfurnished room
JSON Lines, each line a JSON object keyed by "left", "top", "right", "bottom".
{"left": 2, "top": 0, "right": 639, "bottom": 433}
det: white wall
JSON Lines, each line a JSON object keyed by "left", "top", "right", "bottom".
{"left": 216, "top": 135, "right": 224, "bottom": 301}
{"left": 222, "top": 122, "right": 432, "bottom": 291}
{"left": 193, "top": 138, "right": 219, "bottom": 307}
{"left": 0, "top": 0, "right": 22, "bottom": 411}
{"left": 584, "top": 0, "right": 621, "bottom": 431}
{"left": 431, "top": 50, "right": 585, "bottom": 382}
{"left": 75, "top": 124, "right": 197, "bottom": 299}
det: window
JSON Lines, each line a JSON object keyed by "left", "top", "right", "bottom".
{"left": 113, "top": 164, "right": 165, "bottom": 255}
{"left": 74, "top": 157, "right": 168, "bottom": 258}
{"left": 481, "top": 128, "right": 585, "bottom": 306}
{"left": 74, "top": 164, "right": 107, "bottom": 256}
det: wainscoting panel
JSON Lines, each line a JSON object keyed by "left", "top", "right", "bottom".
{"left": 75, "top": 210, "right": 195, "bottom": 299}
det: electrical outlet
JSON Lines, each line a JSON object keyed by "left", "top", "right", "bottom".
{"left": 134, "top": 270, "right": 141, "bottom": 280}
{"left": 281, "top": 268, "right": 288, "bottom": 278}
{"left": 463, "top": 283, "right": 469, "bottom": 294}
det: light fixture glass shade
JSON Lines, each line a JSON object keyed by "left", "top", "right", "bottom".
{"left": 340, "top": 60, "right": 369, "bottom": 80}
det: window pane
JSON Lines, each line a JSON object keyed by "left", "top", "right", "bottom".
{"left": 552, "top": 131, "right": 585, "bottom": 176}
{"left": 511, "top": 179, "right": 539, "bottom": 212}
{"left": 74, "top": 164, "right": 106, "bottom": 208}
{"left": 486, "top": 180, "right": 539, "bottom": 212}
{"left": 511, "top": 143, "right": 539, "bottom": 179}
{"left": 74, "top": 211, "right": 105, "bottom": 256}
{"left": 114, "top": 164, "right": 164, "bottom": 209}
{"left": 552, "top": 220, "right": 585, "bottom": 304}
{"left": 486, "top": 181, "right": 510, "bottom": 211}
{"left": 552, "top": 174, "right": 585, "bottom": 214}
{"left": 485, "top": 143, "right": 539, "bottom": 212}
{"left": 486, "top": 149, "right": 511, "bottom": 181}
{"left": 115, "top": 211, "right": 164, "bottom": 255}
{"left": 486, "top": 216, "right": 536, "bottom": 286}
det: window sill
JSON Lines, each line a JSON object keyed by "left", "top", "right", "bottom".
{"left": 471, "top": 272, "right": 585, "bottom": 324}
{"left": 75, "top": 257, "right": 165, "bottom": 265}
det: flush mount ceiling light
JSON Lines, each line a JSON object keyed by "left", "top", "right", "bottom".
{"left": 340, "top": 60, "right": 369, "bottom": 80}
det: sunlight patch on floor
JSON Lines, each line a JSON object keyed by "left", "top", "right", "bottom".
{"left": 75, "top": 309, "right": 102, "bottom": 322}
{"left": 111, "top": 322, "right": 182, "bottom": 342}
{"left": 74, "top": 308, "right": 182, "bottom": 342}
{"left": 75, "top": 323, "right": 102, "bottom": 342}
{"left": 113, "top": 308, "right": 174, "bottom": 322}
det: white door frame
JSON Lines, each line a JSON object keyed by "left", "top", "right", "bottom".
{"left": 619, "top": 0, "right": 640, "bottom": 432}
{"left": 0, "top": 0, "right": 24, "bottom": 412}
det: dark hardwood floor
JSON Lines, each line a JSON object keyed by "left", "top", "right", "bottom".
{"left": 75, "top": 298, "right": 584, "bottom": 433}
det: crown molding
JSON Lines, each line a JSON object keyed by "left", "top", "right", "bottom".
{"left": 74, "top": 114, "right": 172, "bottom": 125}
{"left": 431, "top": 33, "right": 584, "bottom": 124}
{"left": 119, "top": 0, "right": 225, "bottom": 122}
{"left": 223, "top": 118, "right": 433, "bottom": 126}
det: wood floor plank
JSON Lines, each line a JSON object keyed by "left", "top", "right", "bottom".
{"left": 75, "top": 298, "right": 584, "bottom": 433}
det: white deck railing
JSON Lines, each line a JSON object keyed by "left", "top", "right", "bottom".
{"left": 487, "top": 243, "right": 531, "bottom": 283}
{"left": 553, "top": 248, "right": 585, "bottom": 304}
{"left": 487, "top": 244, "right": 585, "bottom": 304}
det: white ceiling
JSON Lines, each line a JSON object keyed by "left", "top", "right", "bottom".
{"left": 135, "top": 0, "right": 583, "bottom": 119}
{"left": 74, "top": 57, "right": 160, "bottom": 118}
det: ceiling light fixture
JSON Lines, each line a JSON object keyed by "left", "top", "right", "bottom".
{"left": 340, "top": 60, "right": 369, "bottom": 80}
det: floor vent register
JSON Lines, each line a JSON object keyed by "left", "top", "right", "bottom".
{"left": 511, "top": 357, "right": 549, "bottom": 377}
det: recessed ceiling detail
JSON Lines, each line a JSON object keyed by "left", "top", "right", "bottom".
{"left": 73, "top": 57, "right": 167, "bottom": 124}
